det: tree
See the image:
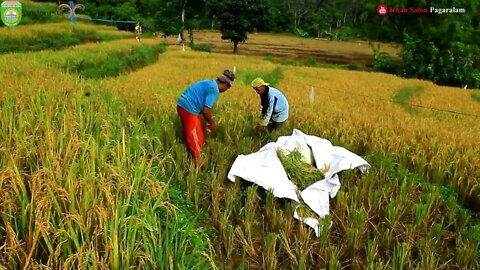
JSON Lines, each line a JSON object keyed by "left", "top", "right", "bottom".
{"left": 397, "top": 0, "right": 480, "bottom": 88}
{"left": 207, "top": 0, "right": 268, "bottom": 53}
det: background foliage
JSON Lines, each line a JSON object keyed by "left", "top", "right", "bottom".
{"left": 78, "top": 0, "right": 480, "bottom": 88}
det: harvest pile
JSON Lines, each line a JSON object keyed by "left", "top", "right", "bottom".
{"left": 277, "top": 149, "right": 325, "bottom": 190}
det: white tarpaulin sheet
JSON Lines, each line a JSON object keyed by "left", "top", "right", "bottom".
{"left": 227, "top": 129, "right": 370, "bottom": 236}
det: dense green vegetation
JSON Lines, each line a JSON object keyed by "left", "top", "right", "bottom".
{"left": 13, "top": 0, "right": 480, "bottom": 88}
{"left": 78, "top": 0, "right": 480, "bottom": 89}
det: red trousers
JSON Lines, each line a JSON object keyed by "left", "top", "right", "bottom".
{"left": 177, "top": 106, "right": 204, "bottom": 162}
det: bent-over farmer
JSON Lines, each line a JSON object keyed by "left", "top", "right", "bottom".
{"left": 251, "top": 77, "right": 289, "bottom": 132}
{"left": 177, "top": 70, "right": 235, "bottom": 165}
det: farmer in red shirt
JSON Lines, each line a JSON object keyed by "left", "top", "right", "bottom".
{"left": 177, "top": 69, "right": 235, "bottom": 165}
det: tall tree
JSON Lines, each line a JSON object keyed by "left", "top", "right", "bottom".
{"left": 207, "top": 0, "right": 268, "bottom": 53}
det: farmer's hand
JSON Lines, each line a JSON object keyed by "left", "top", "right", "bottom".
{"left": 255, "top": 124, "right": 267, "bottom": 133}
{"left": 206, "top": 122, "right": 216, "bottom": 133}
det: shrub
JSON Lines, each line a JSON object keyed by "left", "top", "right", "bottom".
{"left": 294, "top": 28, "right": 309, "bottom": 38}
{"left": 373, "top": 52, "right": 398, "bottom": 74}
{"left": 347, "top": 62, "right": 360, "bottom": 70}
{"left": 400, "top": 35, "right": 480, "bottom": 89}
{"left": 370, "top": 42, "right": 398, "bottom": 74}
{"left": 191, "top": 43, "right": 212, "bottom": 52}
{"left": 332, "top": 26, "right": 362, "bottom": 41}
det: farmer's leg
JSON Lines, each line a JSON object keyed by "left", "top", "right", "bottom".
{"left": 177, "top": 106, "right": 205, "bottom": 163}
{"left": 267, "top": 121, "right": 285, "bottom": 132}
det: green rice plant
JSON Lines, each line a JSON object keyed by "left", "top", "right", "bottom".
{"left": 414, "top": 203, "right": 429, "bottom": 229}
{"left": 221, "top": 222, "right": 235, "bottom": 260}
{"left": 243, "top": 186, "right": 259, "bottom": 242}
{"left": 417, "top": 236, "right": 441, "bottom": 269}
{"left": 385, "top": 200, "right": 404, "bottom": 232}
{"left": 279, "top": 230, "right": 298, "bottom": 267}
{"left": 318, "top": 215, "right": 332, "bottom": 246}
{"left": 348, "top": 207, "right": 367, "bottom": 255}
{"left": 208, "top": 175, "right": 223, "bottom": 222}
{"left": 293, "top": 222, "right": 315, "bottom": 269}
{"left": 366, "top": 238, "right": 379, "bottom": 266}
{"left": 235, "top": 227, "right": 256, "bottom": 258}
{"left": 345, "top": 227, "right": 361, "bottom": 258}
{"left": 368, "top": 259, "right": 388, "bottom": 270}
{"left": 263, "top": 232, "right": 279, "bottom": 269}
{"left": 325, "top": 246, "right": 342, "bottom": 270}
{"left": 263, "top": 191, "right": 285, "bottom": 233}
{"left": 394, "top": 242, "right": 412, "bottom": 270}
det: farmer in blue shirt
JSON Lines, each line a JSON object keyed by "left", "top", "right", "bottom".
{"left": 251, "top": 77, "right": 289, "bottom": 132}
{"left": 177, "top": 70, "right": 235, "bottom": 165}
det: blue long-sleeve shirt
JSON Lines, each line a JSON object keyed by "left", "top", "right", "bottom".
{"left": 177, "top": 80, "right": 219, "bottom": 115}
{"left": 259, "top": 86, "right": 289, "bottom": 125}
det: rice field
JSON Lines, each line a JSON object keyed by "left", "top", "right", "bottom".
{"left": 0, "top": 23, "right": 132, "bottom": 53}
{"left": 0, "top": 22, "right": 479, "bottom": 269}
{"left": 163, "top": 30, "right": 401, "bottom": 68}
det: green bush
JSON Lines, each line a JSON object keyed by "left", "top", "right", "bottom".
{"left": 294, "top": 28, "right": 309, "bottom": 38}
{"left": 191, "top": 43, "right": 212, "bottom": 52}
{"left": 400, "top": 35, "right": 480, "bottom": 89}
{"left": 347, "top": 62, "right": 360, "bottom": 70}
{"left": 370, "top": 42, "right": 398, "bottom": 74}
{"left": 373, "top": 52, "right": 398, "bottom": 74}
{"left": 332, "top": 26, "right": 362, "bottom": 41}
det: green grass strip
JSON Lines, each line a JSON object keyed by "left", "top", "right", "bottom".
{"left": 28, "top": 41, "right": 166, "bottom": 79}
{"left": 393, "top": 86, "right": 424, "bottom": 104}
{"left": 393, "top": 86, "right": 425, "bottom": 112}
{"left": 0, "top": 23, "right": 130, "bottom": 53}
{"left": 74, "top": 44, "right": 166, "bottom": 79}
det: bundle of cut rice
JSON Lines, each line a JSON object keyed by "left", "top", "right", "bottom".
{"left": 277, "top": 149, "right": 325, "bottom": 191}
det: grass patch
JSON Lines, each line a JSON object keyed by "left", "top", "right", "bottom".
{"left": 0, "top": 22, "right": 130, "bottom": 53}
{"left": 263, "top": 54, "right": 274, "bottom": 62}
{"left": 32, "top": 42, "right": 166, "bottom": 79}
{"left": 393, "top": 86, "right": 425, "bottom": 111}
{"left": 347, "top": 62, "right": 360, "bottom": 70}
{"left": 471, "top": 91, "right": 480, "bottom": 103}
{"left": 316, "top": 63, "right": 346, "bottom": 69}
{"left": 75, "top": 44, "right": 166, "bottom": 78}
{"left": 239, "top": 67, "right": 284, "bottom": 87}
{"left": 19, "top": 0, "right": 62, "bottom": 24}
{"left": 265, "top": 56, "right": 348, "bottom": 70}
{"left": 191, "top": 43, "right": 212, "bottom": 52}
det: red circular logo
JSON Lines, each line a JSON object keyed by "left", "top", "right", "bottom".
{"left": 377, "top": 4, "right": 388, "bottom": 16}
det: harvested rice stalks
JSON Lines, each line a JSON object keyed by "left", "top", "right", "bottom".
{"left": 277, "top": 149, "right": 325, "bottom": 190}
